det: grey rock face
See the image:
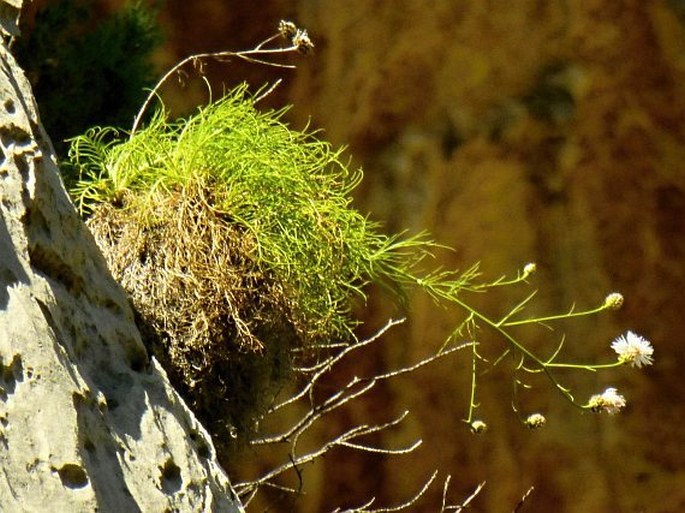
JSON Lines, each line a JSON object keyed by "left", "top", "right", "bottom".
{"left": 0, "top": 40, "right": 242, "bottom": 513}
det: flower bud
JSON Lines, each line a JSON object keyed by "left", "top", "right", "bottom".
{"left": 522, "top": 262, "right": 537, "bottom": 279}
{"left": 524, "top": 413, "right": 546, "bottom": 429}
{"left": 470, "top": 420, "right": 487, "bottom": 434}
{"left": 603, "top": 292, "right": 624, "bottom": 310}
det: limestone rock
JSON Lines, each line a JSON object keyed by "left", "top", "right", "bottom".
{"left": 0, "top": 38, "right": 242, "bottom": 512}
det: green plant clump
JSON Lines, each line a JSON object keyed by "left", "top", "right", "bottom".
{"left": 67, "top": 85, "right": 437, "bottom": 448}
{"left": 70, "top": 84, "right": 430, "bottom": 344}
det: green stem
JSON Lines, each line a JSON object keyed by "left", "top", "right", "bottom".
{"left": 466, "top": 342, "right": 479, "bottom": 424}
{"left": 546, "top": 361, "right": 622, "bottom": 371}
{"left": 502, "top": 305, "right": 606, "bottom": 327}
{"left": 451, "top": 295, "right": 579, "bottom": 408}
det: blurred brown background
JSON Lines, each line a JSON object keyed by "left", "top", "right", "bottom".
{"left": 25, "top": 1, "right": 685, "bottom": 511}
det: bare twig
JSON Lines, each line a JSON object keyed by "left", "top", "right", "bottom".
{"left": 235, "top": 410, "right": 418, "bottom": 499}
{"left": 234, "top": 318, "right": 471, "bottom": 508}
{"left": 447, "top": 480, "right": 485, "bottom": 512}
{"left": 252, "top": 326, "right": 469, "bottom": 449}
{"left": 441, "top": 475, "right": 453, "bottom": 512}
{"left": 337, "top": 473, "right": 486, "bottom": 513}
{"left": 512, "top": 485, "right": 534, "bottom": 513}
{"left": 267, "top": 318, "right": 407, "bottom": 415}
{"left": 130, "top": 21, "right": 313, "bottom": 135}
{"left": 334, "top": 470, "right": 439, "bottom": 513}
{"left": 253, "top": 78, "right": 283, "bottom": 104}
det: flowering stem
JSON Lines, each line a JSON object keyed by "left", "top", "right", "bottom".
{"left": 546, "top": 361, "right": 623, "bottom": 371}
{"left": 496, "top": 290, "right": 537, "bottom": 326}
{"left": 501, "top": 304, "right": 607, "bottom": 327}
{"left": 450, "top": 295, "right": 579, "bottom": 408}
{"left": 465, "top": 342, "right": 479, "bottom": 424}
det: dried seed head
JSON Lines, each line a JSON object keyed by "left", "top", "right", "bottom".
{"left": 278, "top": 20, "right": 298, "bottom": 40}
{"left": 293, "top": 29, "right": 314, "bottom": 54}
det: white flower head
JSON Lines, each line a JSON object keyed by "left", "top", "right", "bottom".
{"left": 611, "top": 331, "right": 654, "bottom": 368}
{"left": 588, "top": 387, "right": 627, "bottom": 415}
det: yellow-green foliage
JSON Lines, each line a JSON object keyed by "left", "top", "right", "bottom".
{"left": 66, "top": 85, "right": 457, "bottom": 452}
{"left": 68, "top": 85, "right": 437, "bottom": 344}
